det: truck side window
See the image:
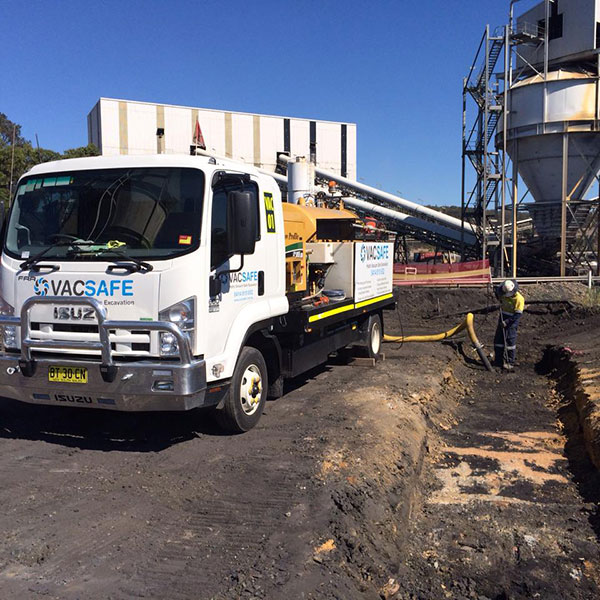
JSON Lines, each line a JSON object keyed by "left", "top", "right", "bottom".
{"left": 211, "top": 180, "right": 260, "bottom": 270}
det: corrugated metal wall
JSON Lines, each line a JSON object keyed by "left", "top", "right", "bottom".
{"left": 88, "top": 98, "right": 357, "bottom": 179}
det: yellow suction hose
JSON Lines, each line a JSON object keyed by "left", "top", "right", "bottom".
{"left": 384, "top": 313, "right": 493, "bottom": 372}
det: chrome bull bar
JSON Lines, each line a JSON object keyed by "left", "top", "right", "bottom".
{"left": 0, "top": 296, "right": 193, "bottom": 382}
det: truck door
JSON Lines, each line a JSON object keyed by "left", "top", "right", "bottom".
{"left": 204, "top": 173, "right": 272, "bottom": 380}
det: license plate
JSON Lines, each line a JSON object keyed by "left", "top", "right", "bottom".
{"left": 48, "top": 366, "right": 88, "bottom": 384}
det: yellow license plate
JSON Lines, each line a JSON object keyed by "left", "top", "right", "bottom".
{"left": 48, "top": 366, "right": 88, "bottom": 384}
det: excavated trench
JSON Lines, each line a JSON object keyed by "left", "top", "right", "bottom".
{"left": 539, "top": 346, "right": 600, "bottom": 532}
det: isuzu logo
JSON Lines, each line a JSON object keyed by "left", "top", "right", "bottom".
{"left": 53, "top": 307, "right": 95, "bottom": 321}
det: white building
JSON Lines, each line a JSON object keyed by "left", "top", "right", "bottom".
{"left": 87, "top": 98, "right": 357, "bottom": 179}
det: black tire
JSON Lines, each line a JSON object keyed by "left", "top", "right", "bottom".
{"left": 365, "top": 314, "right": 382, "bottom": 358}
{"left": 215, "top": 346, "right": 268, "bottom": 433}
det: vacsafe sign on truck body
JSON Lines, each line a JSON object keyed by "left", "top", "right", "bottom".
{"left": 354, "top": 243, "right": 393, "bottom": 303}
{"left": 0, "top": 154, "right": 395, "bottom": 432}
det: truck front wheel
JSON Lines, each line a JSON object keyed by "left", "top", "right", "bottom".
{"left": 216, "top": 346, "right": 268, "bottom": 433}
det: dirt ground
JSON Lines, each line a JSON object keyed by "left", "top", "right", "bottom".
{"left": 0, "top": 284, "right": 599, "bottom": 599}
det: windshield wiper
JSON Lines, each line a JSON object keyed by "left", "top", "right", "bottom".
{"left": 20, "top": 241, "right": 153, "bottom": 274}
{"left": 95, "top": 249, "right": 154, "bottom": 273}
{"left": 19, "top": 240, "right": 97, "bottom": 271}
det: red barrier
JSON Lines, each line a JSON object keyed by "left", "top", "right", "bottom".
{"left": 393, "top": 259, "right": 491, "bottom": 286}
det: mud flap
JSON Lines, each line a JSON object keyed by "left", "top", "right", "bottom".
{"left": 208, "top": 383, "right": 231, "bottom": 410}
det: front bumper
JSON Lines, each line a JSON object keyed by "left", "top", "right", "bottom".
{"left": 0, "top": 296, "right": 209, "bottom": 412}
{"left": 0, "top": 353, "right": 208, "bottom": 411}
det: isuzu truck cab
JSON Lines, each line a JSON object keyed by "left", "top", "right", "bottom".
{"left": 0, "top": 154, "right": 395, "bottom": 432}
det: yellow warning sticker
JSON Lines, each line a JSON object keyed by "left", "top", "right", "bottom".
{"left": 264, "top": 192, "right": 276, "bottom": 233}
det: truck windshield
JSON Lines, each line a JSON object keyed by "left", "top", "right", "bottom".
{"left": 5, "top": 167, "right": 204, "bottom": 261}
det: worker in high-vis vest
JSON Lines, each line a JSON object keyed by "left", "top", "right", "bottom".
{"left": 493, "top": 280, "right": 525, "bottom": 370}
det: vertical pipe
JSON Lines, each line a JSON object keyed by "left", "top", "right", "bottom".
{"left": 341, "top": 124, "right": 347, "bottom": 178}
{"left": 597, "top": 56, "right": 600, "bottom": 277}
{"left": 482, "top": 25, "right": 490, "bottom": 265}
{"left": 508, "top": 4, "right": 516, "bottom": 278}
{"left": 509, "top": 2, "right": 515, "bottom": 87}
{"left": 543, "top": 0, "right": 550, "bottom": 78}
{"left": 596, "top": 52, "right": 599, "bottom": 122}
{"left": 597, "top": 193, "right": 600, "bottom": 278}
{"left": 560, "top": 133, "right": 569, "bottom": 277}
{"left": 461, "top": 77, "right": 467, "bottom": 261}
{"left": 542, "top": 0, "right": 550, "bottom": 132}
{"left": 512, "top": 143, "right": 518, "bottom": 278}
{"left": 35, "top": 134, "right": 41, "bottom": 163}
{"left": 500, "top": 24, "right": 509, "bottom": 278}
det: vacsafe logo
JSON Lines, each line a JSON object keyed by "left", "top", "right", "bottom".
{"left": 360, "top": 244, "right": 389, "bottom": 263}
{"left": 32, "top": 277, "right": 134, "bottom": 297}
{"left": 33, "top": 277, "right": 50, "bottom": 296}
{"left": 360, "top": 244, "right": 367, "bottom": 262}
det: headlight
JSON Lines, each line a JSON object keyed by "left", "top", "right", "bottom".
{"left": 0, "top": 296, "right": 17, "bottom": 350}
{"left": 158, "top": 298, "right": 195, "bottom": 356}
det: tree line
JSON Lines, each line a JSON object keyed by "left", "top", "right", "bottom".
{"left": 0, "top": 113, "right": 99, "bottom": 207}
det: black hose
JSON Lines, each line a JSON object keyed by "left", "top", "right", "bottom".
{"left": 474, "top": 342, "right": 493, "bottom": 372}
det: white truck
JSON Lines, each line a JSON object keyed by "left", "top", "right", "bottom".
{"left": 0, "top": 154, "right": 395, "bottom": 432}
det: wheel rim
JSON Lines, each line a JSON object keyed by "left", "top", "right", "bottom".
{"left": 371, "top": 322, "right": 381, "bottom": 355}
{"left": 239, "top": 363, "right": 263, "bottom": 415}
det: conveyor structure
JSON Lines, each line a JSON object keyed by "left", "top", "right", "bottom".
{"left": 276, "top": 154, "right": 477, "bottom": 252}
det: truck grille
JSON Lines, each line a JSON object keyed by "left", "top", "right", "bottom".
{"left": 30, "top": 322, "right": 152, "bottom": 356}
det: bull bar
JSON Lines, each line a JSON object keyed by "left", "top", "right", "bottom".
{"left": 0, "top": 296, "right": 208, "bottom": 412}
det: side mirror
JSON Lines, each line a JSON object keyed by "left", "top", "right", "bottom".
{"left": 227, "top": 191, "right": 256, "bottom": 256}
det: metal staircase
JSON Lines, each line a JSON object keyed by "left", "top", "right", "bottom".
{"left": 462, "top": 25, "right": 507, "bottom": 265}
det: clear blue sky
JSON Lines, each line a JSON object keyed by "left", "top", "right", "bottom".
{"left": 1, "top": 0, "right": 537, "bottom": 206}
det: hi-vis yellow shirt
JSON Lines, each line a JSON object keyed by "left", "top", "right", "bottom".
{"left": 501, "top": 291, "right": 525, "bottom": 315}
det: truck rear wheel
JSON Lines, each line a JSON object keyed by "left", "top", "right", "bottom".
{"left": 365, "top": 314, "right": 382, "bottom": 358}
{"left": 216, "top": 346, "right": 268, "bottom": 433}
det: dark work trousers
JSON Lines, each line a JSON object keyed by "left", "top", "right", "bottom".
{"left": 494, "top": 313, "right": 521, "bottom": 366}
